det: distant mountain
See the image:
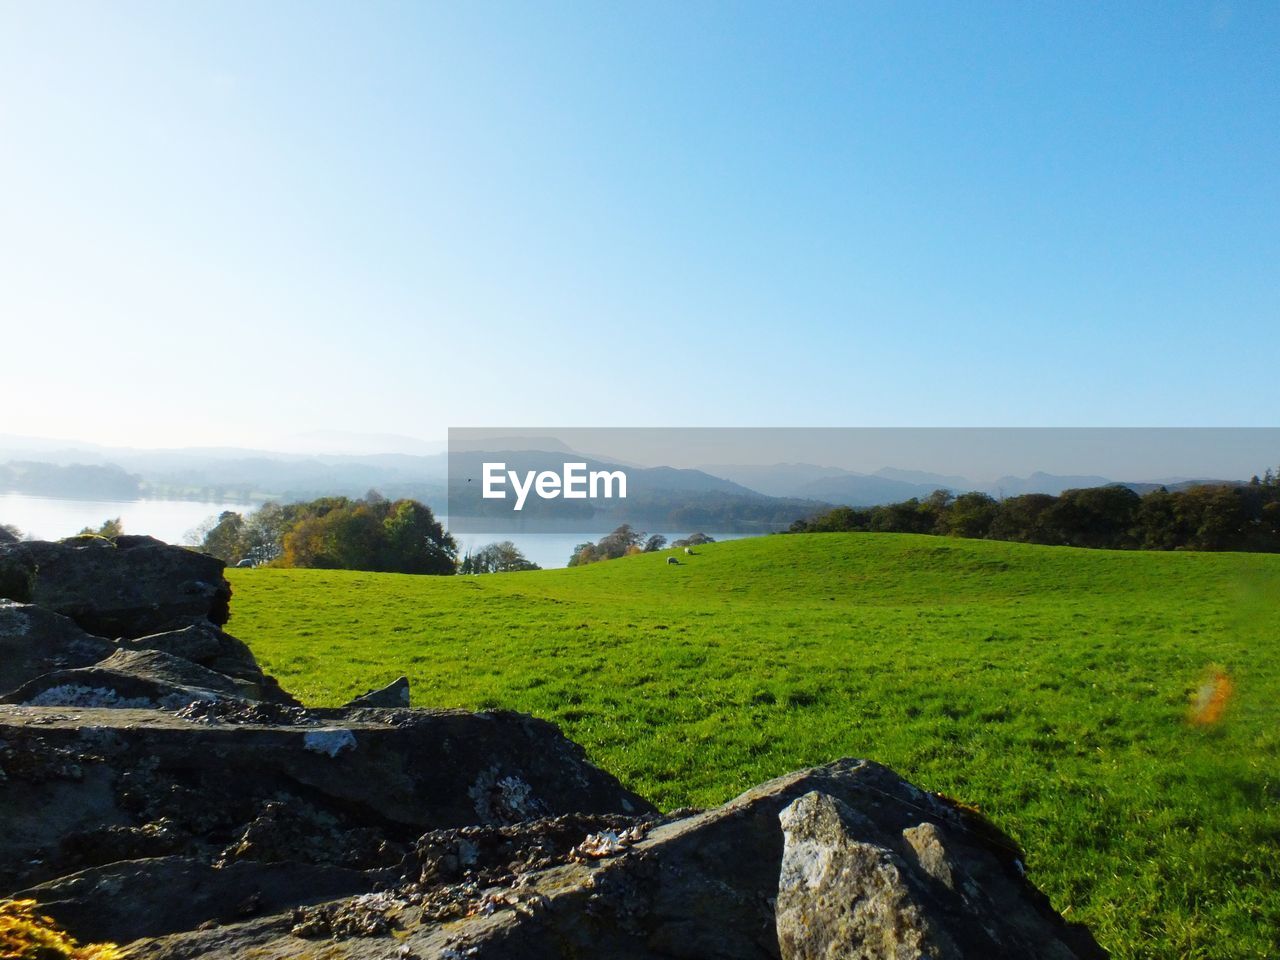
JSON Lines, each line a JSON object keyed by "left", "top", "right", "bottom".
{"left": 696, "top": 461, "right": 1250, "bottom": 507}
{"left": 703, "top": 463, "right": 962, "bottom": 504}
{"left": 0, "top": 461, "right": 142, "bottom": 500}
{"left": 0, "top": 435, "right": 451, "bottom": 505}
{"left": 793, "top": 474, "right": 947, "bottom": 506}
{"left": 133, "top": 451, "right": 449, "bottom": 502}
{"left": 0, "top": 433, "right": 1251, "bottom": 521}
{"left": 988, "top": 472, "right": 1114, "bottom": 498}
{"left": 872, "top": 466, "right": 970, "bottom": 489}
{"left": 449, "top": 449, "right": 757, "bottom": 498}
{"left": 700, "top": 463, "right": 853, "bottom": 498}
{"left": 446, "top": 448, "right": 825, "bottom": 532}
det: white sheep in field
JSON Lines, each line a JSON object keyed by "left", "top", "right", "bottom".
{"left": 683, "top": 546, "right": 696, "bottom": 555}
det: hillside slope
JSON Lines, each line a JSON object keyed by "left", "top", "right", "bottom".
{"left": 227, "top": 533, "right": 1280, "bottom": 960}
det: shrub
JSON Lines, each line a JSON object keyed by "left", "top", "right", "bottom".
{"left": 0, "top": 898, "right": 123, "bottom": 960}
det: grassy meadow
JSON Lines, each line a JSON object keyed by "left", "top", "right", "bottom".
{"left": 226, "top": 533, "right": 1280, "bottom": 959}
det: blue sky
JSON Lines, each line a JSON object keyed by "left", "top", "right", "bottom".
{"left": 2, "top": 2, "right": 1276, "bottom": 449}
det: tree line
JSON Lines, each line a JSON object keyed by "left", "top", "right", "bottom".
{"left": 0, "top": 461, "right": 142, "bottom": 499}
{"left": 568, "top": 526, "right": 715, "bottom": 566}
{"left": 458, "top": 541, "right": 541, "bottom": 574}
{"left": 787, "top": 470, "right": 1280, "bottom": 552}
{"left": 193, "top": 492, "right": 459, "bottom": 574}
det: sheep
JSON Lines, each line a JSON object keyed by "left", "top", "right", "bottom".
{"left": 683, "top": 546, "right": 695, "bottom": 555}
{"left": 666, "top": 556, "right": 680, "bottom": 565}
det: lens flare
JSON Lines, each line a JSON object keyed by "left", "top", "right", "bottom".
{"left": 1189, "top": 668, "right": 1233, "bottom": 726}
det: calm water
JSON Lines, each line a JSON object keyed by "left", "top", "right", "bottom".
{"left": 0, "top": 494, "right": 257, "bottom": 546}
{"left": 0, "top": 494, "right": 760, "bottom": 569}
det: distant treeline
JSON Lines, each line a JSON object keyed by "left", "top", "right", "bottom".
{"left": 0, "top": 461, "right": 142, "bottom": 500}
{"left": 568, "top": 526, "right": 715, "bottom": 566}
{"left": 195, "top": 493, "right": 456, "bottom": 574}
{"left": 789, "top": 471, "right": 1280, "bottom": 552}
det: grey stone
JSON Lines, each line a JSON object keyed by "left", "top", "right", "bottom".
{"left": 777, "top": 790, "right": 1091, "bottom": 960}
{"left": 344, "top": 676, "right": 410, "bottom": 708}
{"left": 0, "top": 600, "right": 115, "bottom": 696}
{"left": 0, "top": 703, "right": 656, "bottom": 896}
{"left": 98, "top": 759, "right": 1105, "bottom": 960}
{"left": 0, "top": 647, "right": 250, "bottom": 709}
{"left": 124, "top": 620, "right": 299, "bottom": 705}
{"left": 0, "top": 535, "right": 231, "bottom": 638}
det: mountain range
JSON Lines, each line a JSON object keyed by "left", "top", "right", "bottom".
{"left": 0, "top": 434, "right": 1240, "bottom": 513}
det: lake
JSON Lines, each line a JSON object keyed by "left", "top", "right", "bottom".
{"left": 0, "top": 494, "right": 256, "bottom": 546}
{"left": 0, "top": 494, "right": 760, "bottom": 569}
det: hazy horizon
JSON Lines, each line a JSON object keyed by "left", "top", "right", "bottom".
{"left": 5, "top": 427, "right": 1276, "bottom": 490}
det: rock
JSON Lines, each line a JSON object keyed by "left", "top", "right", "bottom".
{"left": 344, "top": 676, "right": 411, "bottom": 708}
{"left": 124, "top": 620, "right": 300, "bottom": 705}
{"left": 16, "top": 856, "right": 371, "bottom": 945}
{"left": 0, "top": 648, "right": 251, "bottom": 708}
{"left": 0, "top": 535, "right": 231, "bottom": 638}
{"left": 217, "top": 799, "right": 402, "bottom": 871}
{"left": 125, "top": 621, "right": 258, "bottom": 680}
{"left": 778, "top": 791, "right": 951, "bottom": 959}
{"left": 101, "top": 759, "right": 1105, "bottom": 960}
{"left": 0, "top": 704, "right": 655, "bottom": 896}
{"left": 776, "top": 791, "right": 1087, "bottom": 959}
{"left": 303, "top": 727, "right": 359, "bottom": 757}
{"left": 0, "top": 549, "right": 35, "bottom": 601}
{"left": 0, "top": 600, "right": 116, "bottom": 696}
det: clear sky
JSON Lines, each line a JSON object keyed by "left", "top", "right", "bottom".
{"left": 2, "top": 2, "right": 1276, "bottom": 450}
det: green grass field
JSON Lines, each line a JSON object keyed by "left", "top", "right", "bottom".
{"left": 226, "top": 533, "right": 1279, "bottom": 959}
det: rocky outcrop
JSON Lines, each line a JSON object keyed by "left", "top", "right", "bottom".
{"left": 19, "top": 856, "right": 373, "bottom": 946}
{"left": 0, "top": 533, "right": 1106, "bottom": 959}
{"left": 7, "top": 757, "right": 1100, "bottom": 960}
{"left": 2, "top": 727, "right": 1104, "bottom": 960}
{"left": 0, "top": 535, "right": 295, "bottom": 709}
{"left": 0, "top": 601, "right": 115, "bottom": 694}
{"left": 0, "top": 703, "right": 654, "bottom": 896}
{"left": 0, "top": 534, "right": 231, "bottom": 637}
{"left": 122, "top": 620, "right": 300, "bottom": 704}
{"left": 344, "top": 675, "right": 411, "bottom": 708}
{"left": 776, "top": 790, "right": 1094, "bottom": 959}
{"left": 0, "top": 647, "right": 256, "bottom": 708}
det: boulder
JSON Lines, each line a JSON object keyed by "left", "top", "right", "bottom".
{"left": 0, "top": 647, "right": 252, "bottom": 709}
{"left": 0, "top": 535, "right": 231, "bottom": 638}
{"left": 124, "top": 620, "right": 300, "bottom": 705}
{"left": 0, "top": 704, "right": 656, "bottom": 895}
{"left": 0, "top": 548, "right": 36, "bottom": 601}
{"left": 344, "top": 676, "right": 410, "bottom": 708}
{"left": 776, "top": 790, "right": 1091, "bottom": 959}
{"left": 0, "top": 600, "right": 116, "bottom": 696}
